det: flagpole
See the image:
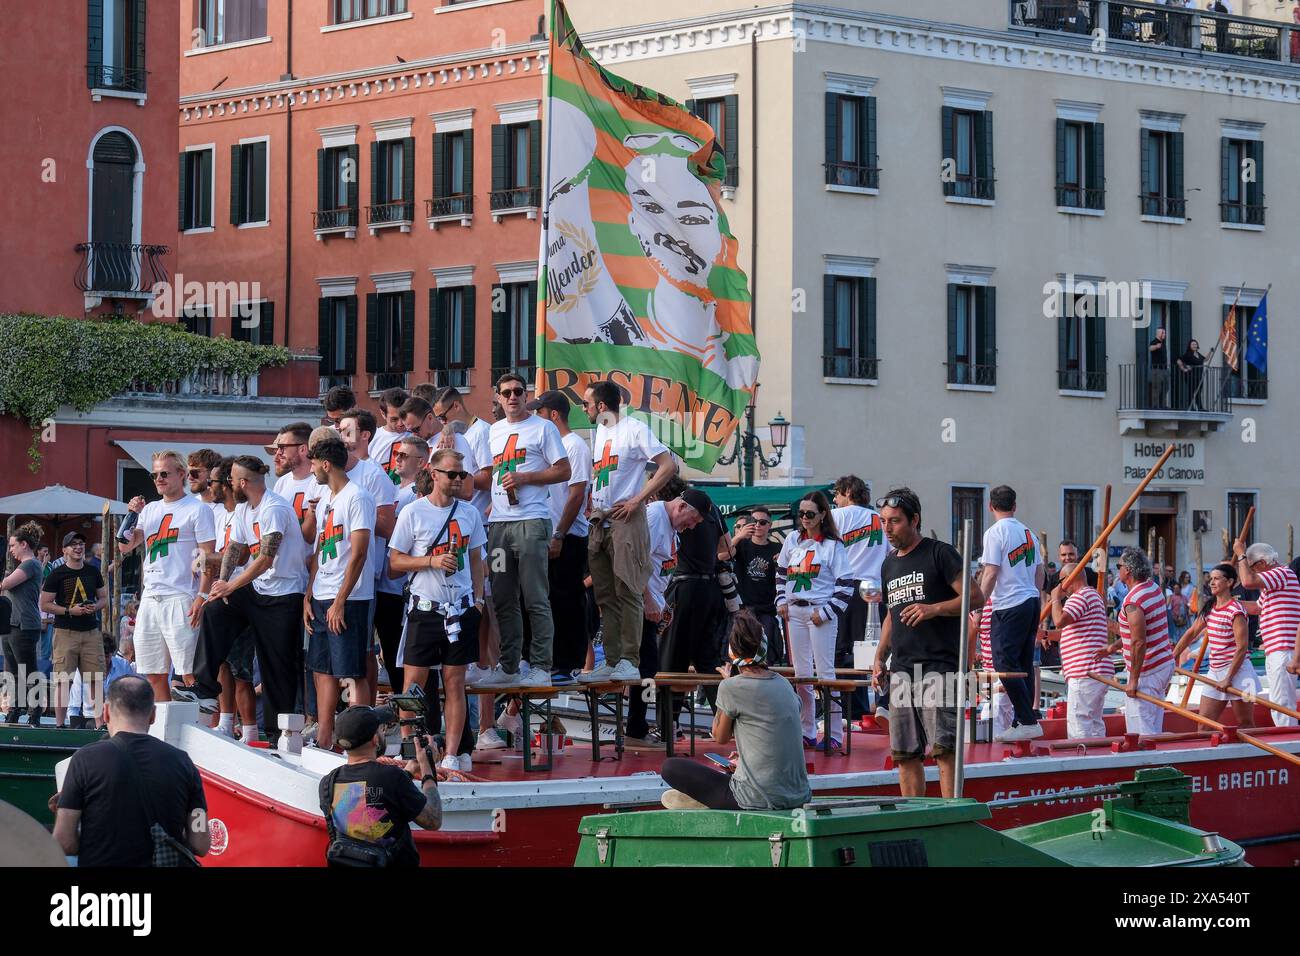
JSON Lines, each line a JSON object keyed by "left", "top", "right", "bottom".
{"left": 535, "top": 0, "right": 558, "bottom": 396}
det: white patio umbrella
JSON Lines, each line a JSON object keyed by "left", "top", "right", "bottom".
{"left": 0, "top": 485, "right": 129, "bottom": 519}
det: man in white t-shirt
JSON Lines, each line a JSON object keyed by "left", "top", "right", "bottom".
{"left": 579, "top": 380, "right": 677, "bottom": 684}
{"left": 388, "top": 448, "right": 487, "bottom": 773}
{"left": 120, "top": 451, "right": 217, "bottom": 702}
{"left": 270, "top": 421, "right": 322, "bottom": 542}
{"left": 432, "top": 386, "right": 493, "bottom": 522}
{"left": 977, "top": 485, "right": 1046, "bottom": 741}
{"left": 304, "top": 435, "right": 377, "bottom": 751}
{"left": 374, "top": 435, "right": 430, "bottom": 694}
{"left": 473, "top": 373, "right": 571, "bottom": 688}
{"left": 528, "top": 390, "right": 592, "bottom": 681}
{"left": 369, "top": 386, "right": 412, "bottom": 485}
{"left": 831, "top": 474, "right": 887, "bottom": 720}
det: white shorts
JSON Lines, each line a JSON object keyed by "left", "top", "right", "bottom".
{"left": 134, "top": 593, "right": 199, "bottom": 676}
{"left": 1200, "top": 660, "right": 1260, "bottom": 702}
{"left": 1264, "top": 649, "right": 1298, "bottom": 727}
{"left": 1125, "top": 658, "right": 1175, "bottom": 735}
{"left": 1065, "top": 676, "right": 1108, "bottom": 739}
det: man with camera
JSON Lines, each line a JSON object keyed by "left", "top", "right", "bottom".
{"left": 320, "top": 705, "right": 442, "bottom": 867}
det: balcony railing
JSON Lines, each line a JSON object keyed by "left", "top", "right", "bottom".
{"left": 823, "top": 355, "right": 879, "bottom": 380}
{"left": 947, "top": 362, "right": 997, "bottom": 387}
{"left": 125, "top": 365, "right": 256, "bottom": 399}
{"left": 431, "top": 367, "right": 472, "bottom": 389}
{"left": 87, "top": 63, "right": 148, "bottom": 93}
{"left": 370, "top": 371, "right": 409, "bottom": 393}
{"left": 825, "top": 162, "right": 880, "bottom": 190}
{"left": 1118, "top": 362, "right": 1231, "bottom": 415}
{"left": 319, "top": 374, "right": 353, "bottom": 396}
{"left": 426, "top": 195, "right": 473, "bottom": 218}
{"left": 1057, "top": 368, "right": 1108, "bottom": 392}
{"left": 367, "top": 200, "right": 414, "bottom": 224}
{"left": 1011, "top": 0, "right": 1295, "bottom": 64}
{"left": 1220, "top": 201, "right": 1266, "bottom": 226}
{"left": 946, "top": 176, "right": 996, "bottom": 201}
{"left": 489, "top": 187, "right": 541, "bottom": 211}
{"left": 1140, "top": 194, "right": 1186, "bottom": 218}
{"left": 1229, "top": 374, "right": 1268, "bottom": 401}
{"left": 313, "top": 208, "right": 358, "bottom": 230}
{"left": 1056, "top": 184, "right": 1106, "bottom": 210}
{"left": 73, "top": 242, "right": 169, "bottom": 296}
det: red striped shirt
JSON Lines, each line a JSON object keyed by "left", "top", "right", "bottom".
{"left": 1119, "top": 579, "right": 1174, "bottom": 673}
{"left": 1060, "top": 587, "right": 1114, "bottom": 679}
{"left": 1256, "top": 566, "right": 1300, "bottom": 655}
{"left": 978, "top": 605, "right": 992, "bottom": 668}
{"left": 1204, "top": 599, "right": 1248, "bottom": 671}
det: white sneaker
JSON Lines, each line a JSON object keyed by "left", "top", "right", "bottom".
{"left": 476, "top": 728, "right": 508, "bottom": 750}
{"left": 517, "top": 670, "right": 552, "bottom": 688}
{"left": 464, "top": 664, "right": 487, "bottom": 684}
{"left": 457, "top": 753, "right": 473, "bottom": 773}
{"left": 212, "top": 722, "right": 236, "bottom": 739}
{"left": 496, "top": 709, "right": 523, "bottom": 739}
{"left": 997, "top": 723, "right": 1045, "bottom": 742}
{"left": 577, "top": 663, "right": 615, "bottom": 684}
{"left": 474, "top": 666, "right": 520, "bottom": 688}
{"left": 439, "top": 755, "right": 461, "bottom": 773}
{"left": 519, "top": 660, "right": 532, "bottom": 675}
{"left": 609, "top": 660, "right": 642, "bottom": 682}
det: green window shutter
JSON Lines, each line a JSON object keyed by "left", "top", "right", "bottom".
{"left": 491, "top": 124, "right": 507, "bottom": 192}
{"left": 1175, "top": 301, "right": 1192, "bottom": 350}
{"left": 400, "top": 291, "right": 415, "bottom": 371}
{"left": 462, "top": 128, "right": 474, "bottom": 199}
{"left": 1087, "top": 312, "right": 1107, "bottom": 389}
{"left": 345, "top": 295, "right": 358, "bottom": 372}
{"left": 490, "top": 284, "right": 508, "bottom": 370}
{"left": 723, "top": 94, "right": 739, "bottom": 187}
{"left": 977, "top": 110, "right": 994, "bottom": 199}
{"left": 1139, "top": 128, "right": 1151, "bottom": 199}
{"left": 1057, "top": 309, "right": 1069, "bottom": 381}
{"left": 864, "top": 97, "right": 877, "bottom": 169}
{"left": 346, "top": 144, "right": 359, "bottom": 213}
{"left": 318, "top": 298, "right": 332, "bottom": 374}
{"left": 199, "top": 149, "right": 212, "bottom": 227}
{"left": 1220, "top": 137, "right": 1231, "bottom": 213}
{"left": 88, "top": 0, "right": 103, "bottom": 88}
{"left": 1247, "top": 139, "right": 1264, "bottom": 209}
{"left": 316, "top": 148, "right": 327, "bottom": 211}
{"left": 370, "top": 141, "right": 381, "bottom": 205}
{"left": 132, "top": 0, "right": 147, "bottom": 90}
{"left": 1169, "top": 131, "right": 1184, "bottom": 200}
{"left": 401, "top": 137, "right": 415, "bottom": 208}
{"left": 250, "top": 141, "right": 267, "bottom": 223}
{"left": 462, "top": 284, "right": 476, "bottom": 367}
{"left": 528, "top": 120, "right": 542, "bottom": 189}
{"left": 179, "top": 152, "right": 189, "bottom": 230}
{"left": 822, "top": 274, "right": 836, "bottom": 372}
{"left": 365, "top": 293, "right": 380, "bottom": 373}
{"left": 941, "top": 106, "right": 955, "bottom": 197}
{"left": 230, "top": 144, "right": 244, "bottom": 224}
{"left": 824, "top": 92, "right": 839, "bottom": 184}
{"left": 863, "top": 277, "right": 877, "bottom": 364}
{"left": 433, "top": 132, "right": 447, "bottom": 198}
{"left": 946, "top": 284, "right": 958, "bottom": 381}
{"left": 1055, "top": 118, "right": 1067, "bottom": 192}
{"left": 685, "top": 99, "right": 698, "bottom": 118}
{"left": 429, "top": 288, "right": 445, "bottom": 370}
{"left": 259, "top": 300, "right": 275, "bottom": 347}
{"left": 979, "top": 286, "right": 997, "bottom": 384}
{"left": 1088, "top": 122, "right": 1105, "bottom": 208}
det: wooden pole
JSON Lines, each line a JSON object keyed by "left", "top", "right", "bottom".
{"left": 4, "top": 516, "right": 14, "bottom": 576}
{"left": 1220, "top": 527, "right": 1232, "bottom": 562}
{"left": 1182, "top": 505, "right": 1255, "bottom": 708}
{"left": 1096, "top": 485, "right": 1113, "bottom": 600}
{"left": 1091, "top": 673, "right": 1300, "bottom": 769}
{"left": 99, "top": 501, "right": 111, "bottom": 641}
{"left": 1191, "top": 531, "right": 1203, "bottom": 613}
{"left": 1177, "top": 668, "right": 1300, "bottom": 723}
{"left": 1038, "top": 442, "right": 1179, "bottom": 625}
{"left": 111, "top": 517, "right": 123, "bottom": 644}
{"left": 1146, "top": 526, "right": 1158, "bottom": 565}
{"left": 954, "top": 518, "right": 973, "bottom": 798}
{"left": 1156, "top": 535, "right": 1167, "bottom": 584}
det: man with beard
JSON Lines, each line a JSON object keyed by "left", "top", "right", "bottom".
{"left": 187, "top": 448, "right": 223, "bottom": 510}
{"left": 270, "top": 422, "right": 321, "bottom": 539}
{"left": 370, "top": 387, "right": 412, "bottom": 485}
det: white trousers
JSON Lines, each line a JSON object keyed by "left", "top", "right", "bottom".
{"left": 1124, "top": 659, "right": 1175, "bottom": 735}
{"left": 788, "top": 604, "right": 842, "bottom": 740}
{"left": 1201, "top": 659, "right": 1259, "bottom": 702}
{"left": 1265, "top": 650, "right": 1298, "bottom": 727}
{"left": 1066, "top": 676, "right": 1108, "bottom": 739}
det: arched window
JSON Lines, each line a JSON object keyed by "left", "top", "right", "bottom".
{"left": 90, "top": 131, "right": 139, "bottom": 292}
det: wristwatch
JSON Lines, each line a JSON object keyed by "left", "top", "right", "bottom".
{"left": 551, "top": 531, "right": 564, "bottom": 541}
{"left": 421, "top": 774, "right": 437, "bottom": 786}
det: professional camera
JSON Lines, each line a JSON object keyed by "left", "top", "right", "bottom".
{"left": 389, "top": 685, "right": 433, "bottom": 761}
{"left": 716, "top": 560, "right": 741, "bottom": 614}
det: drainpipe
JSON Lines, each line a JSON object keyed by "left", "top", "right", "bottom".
{"left": 743, "top": 27, "right": 760, "bottom": 486}
{"left": 283, "top": 0, "right": 294, "bottom": 349}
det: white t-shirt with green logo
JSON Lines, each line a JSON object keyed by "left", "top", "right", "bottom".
{"left": 589, "top": 415, "right": 668, "bottom": 512}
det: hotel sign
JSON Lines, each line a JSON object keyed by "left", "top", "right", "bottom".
{"left": 1123, "top": 440, "right": 1205, "bottom": 485}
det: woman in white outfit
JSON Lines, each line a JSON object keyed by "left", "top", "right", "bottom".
{"left": 776, "top": 492, "right": 852, "bottom": 751}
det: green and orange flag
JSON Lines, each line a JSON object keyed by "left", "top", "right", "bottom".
{"left": 536, "top": 0, "right": 759, "bottom": 472}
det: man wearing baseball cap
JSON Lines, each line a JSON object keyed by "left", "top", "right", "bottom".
{"left": 318, "top": 706, "right": 443, "bottom": 867}
{"left": 40, "top": 532, "right": 107, "bottom": 728}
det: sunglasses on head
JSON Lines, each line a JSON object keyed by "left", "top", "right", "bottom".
{"left": 875, "top": 495, "right": 915, "bottom": 512}
{"left": 498, "top": 386, "right": 525, "bottom": 398}
{"left": 433, "top": 468, "right": 470, "bottom": 480}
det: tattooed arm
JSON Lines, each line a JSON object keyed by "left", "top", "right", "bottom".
{"left": 209, "top": 535, "right": 280, "bottom": 602}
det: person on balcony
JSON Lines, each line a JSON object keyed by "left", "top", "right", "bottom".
{"left": 1176, "top": 338, "right": 1206, "bottom": 411}
{"left": 1147, "top": 326, "right": 1170, "bottom": 409}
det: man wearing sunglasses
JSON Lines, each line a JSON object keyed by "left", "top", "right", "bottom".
{"left": 370, "top": 386, "right": 412, "bottom": 485}
{"left": 374, "top": 436, "right": 431, "bottom": 695}
{"left": 269, "top": 422, "right": 320, "bottom": 537}
{"left": 187, "top": 448, "right": 223, "bottom": 508}
{"left": 474, "top": 373, "right": 570, "bottom": 688}
{"left": 119, "top": 451, "right": 216, "bottom": 703}
{"left": 432, "top": 386, "right": 493, "bottom": 522}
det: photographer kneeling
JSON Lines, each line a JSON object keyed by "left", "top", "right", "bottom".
{"left": 660, "top": 611, "right": 811, "bottom": 810}
{"left": 319, "top": 705, "right": 442, "bottom": 867}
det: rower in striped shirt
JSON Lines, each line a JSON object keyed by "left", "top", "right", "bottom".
{"left": 968, "top": 603, "right": 1012, "bottom": 740}
{"left": 1102, "top": 548, "right": 1176, "bottom": 735}
{"left": 1234, "top": 541, "right": 1300, "bottom": 727}
{"left": 1173, "top": 563, "right": 1257, "bottom": 728}
{"left": 1045, "top": 563, "right": 1113, "bottom": 739}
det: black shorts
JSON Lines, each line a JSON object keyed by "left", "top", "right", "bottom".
{"left": 403, "top": 606, "right": 480, "bottom": 669}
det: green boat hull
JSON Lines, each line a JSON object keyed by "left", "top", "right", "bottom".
{"left": 0, "top": 725, "right": 106, "bottom": 826}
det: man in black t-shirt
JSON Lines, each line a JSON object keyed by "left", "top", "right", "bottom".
{"left": 874, "top": 488, "right": 972, "bottom": 798}
{"left": 319, "top": 705, "right": 442, "bottom": 867}
{"left": 54, "top": 675, "right": 209, "bottom": 866}
{"left": 1148, "top": 326, "right": 1169, "bottom": 409}
{"left": 731, "top": 508, "right": 784, "bottom": 664}
{"left": 41, "top": 532, "right": 107, "bottom": 728}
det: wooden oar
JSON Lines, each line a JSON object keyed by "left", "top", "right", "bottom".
{"left": 1038, "top": 442, "right": 1178, "bottom": 625}
{"left": 1091, "top": 672, "right": 1300, "bottom": 769}
{"left": 1181, "top": 505, "right": 1254, "bottom": 707}
{"left": 1177, "top": 667, "right": 1300, "bottom": 723}
{"left": 1095, "top": 484, "right": 1112, "bottom": 600}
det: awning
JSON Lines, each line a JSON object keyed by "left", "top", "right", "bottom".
{"left": 0, "top": 485, "right": 129, "bottom": 518}
{"left": 113, "top": 440, "right": 275, "bottom": 473}
{"left": 692, "top": 483, "right": 833, "bottom": 526}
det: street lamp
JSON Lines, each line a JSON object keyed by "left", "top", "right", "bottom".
{"left": 717, "top": 408, "right": 790, "bottom": 486}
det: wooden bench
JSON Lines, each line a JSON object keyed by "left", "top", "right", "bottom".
{"left": 652, "top": 672, "right": 725, "bottom": 758}
{"left": 464, "top": 682, "right": 561, "bottom": 772}
{"left": 568, "top": 680, "right": 635, "bottom": 762}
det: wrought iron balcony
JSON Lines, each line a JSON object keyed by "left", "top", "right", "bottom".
{"left": 1057, "top": 368, "right": 1108, "bottom": 392}
{"left": 313, "top": 207, "right": 358, "bottom": 230}
{"left": 87, "top": 63, "right": 148, "bottom": 94}
{"left": 489, "top": 187, "right": 541, "bottom": 212}
{"left": 1220, "top": 201, "right": 1266, "bottom": 226}
{"left": 1011, "top": 0, "right": 1296, "bottom": 64}
{"left": 1117, "top": 363, "right": 1233, "bottom": 432}
{"left": 1056, "top": 184, "right": 1106, "bottom": 210}
{"left": 431, "top": 367, "right": 472, "bottom": 389}
{"left": 1140, "top": 194, "right": 1186, "bottom": 218}
{"left": 426, "top": 195, "right": 473, "bottom": 218}
{"left": 319, "top": 374, "right": 354, "bottom": 396}
{"left": 370, "top": 371, "right": 409, "bottom": 394}
{"left": 823, "top": 355, "right": 879, "bottom": 380}
{"left": 947, "top": 362, "right": 997, "bottom": 387}
{"left": 945, "top": 176, "right": 996, "bottom": 201}
{"left": 825, "top": 162, "right": 880, "bottom": 190}
{"left": 73, "top": 241, "right": 169, "bottom": 297}
{"left": 367, "top": 200, "right": 414, "bottom": 225}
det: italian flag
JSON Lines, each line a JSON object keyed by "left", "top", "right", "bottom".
{"left": 536, "top": 0, "right": 759, "bottom": 472}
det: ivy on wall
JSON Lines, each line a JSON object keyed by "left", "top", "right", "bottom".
{"left": 0, "top": 314, "right": 291, "bottom": 470}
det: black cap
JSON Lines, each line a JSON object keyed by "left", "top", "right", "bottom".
{"left": 525, "top": 390, "right": 570, "bottom": 415}
{"left": 62, "top": 532, "right": 87, "bottom": 548}
{"left": 334, "top": 705, "right": 396, "bottom": 750}
{"left": 680, "top": 487, "right": 713, "bottom": 517}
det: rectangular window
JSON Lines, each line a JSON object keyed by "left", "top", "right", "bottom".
{"left": 1063, "top": 489, "right": 1095, "bottom": 547}
{"left": 196, "top": 0, "right": 268, "bottom": 47}
{"left": 231, "top": 140, "right": 268, "bottom": 225}
{"left": 1229, "top": 303, "right": 1268, "bottom": 400}
{"left": 825, "top": 94, "right": 878, "bottom": 189}
{"left": 318, "top": 295, "right": 357, "bottom": 377}
{"left": 1056, "top": 120, "right": 1105, "bottom": 210}
{"left": 490, "top": 122, "right": 540, "bottom": 211}
{"left": 1058, "top": 293, "right": 1107, "bottom": 392}
{"left": 181, "top": 304, "right": 212, "bottom": 337}
{"left": 429, "top": 285, "right": 475, "bottom": 386}
{"left": 510, "top": 125, "right": 530, "bottom": 189}
{"left": 1221, "top": 137, "right": 1264, "bottom": 226}
{"left": 490, "top": 282, "right": 536, "bottom": 379}
{"left": 1228, "top": 492, "right": 1257, "bottom": 547}
{"left": 180, "top": 148, "right": 214, "bottom": 231}
{"left": 449, "top": 134, "right": 465, "bottom": 195}
{"left": 94, "top": 0, "right": 145, "bottom": 91}
{"left": 430, "top": 130, "right": 472, "bottom": 218}
{"left": 822, "top": 275, "right": 877, "bottom": 379}
{"left": 315, "top": 145, "right": 358, "bottom": 230}
{"left": 446, "top": 289, "right": 464, "bottom": 367}
{"left": 369, "top": 138, "right": 414, "bottom": 224}
{"left": 379, "top": 293, "right": 403, "bottom": 372}
{"left": 942, "top": 107, "right": 994, "bottom": 200}
{"left": 947, "top": 284, "right": 996, "bottom": 386}
{"left": 333, "top": 0, "right": 405, "bottom": 23}
{"left": 690, "top": 95, "right": 739, "bottom": 188}
{"left": 951, "top": 486, "right": 985, "bottom": 559}
{"left": 332, "top": 299, "right": 348, "bottom": 372}
{"left": 231, "top": 300, "right": 272, "bottom": 346}
{"left": 1140, "top": 128, "right": 1185, "bottom": 218}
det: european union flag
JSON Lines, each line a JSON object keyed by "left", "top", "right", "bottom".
{"left": 1246, "top": 293, "right": 1268, "bottom": 373}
